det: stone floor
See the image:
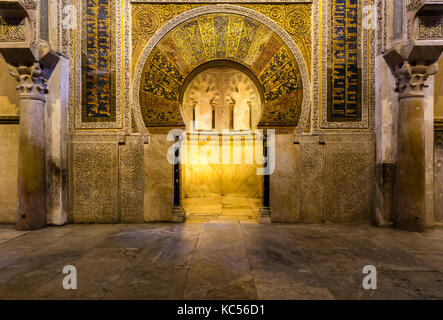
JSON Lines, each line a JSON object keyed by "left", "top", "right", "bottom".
{"left": 183, "top": 196, "right": 260, "bottom": 222}
{"left": 0, "top": 222, "right": 443, "bottom": 300}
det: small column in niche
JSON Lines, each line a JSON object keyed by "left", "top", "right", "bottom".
{"left": 190, "top": 74, "right": 218, "bottom": 131}
{"left": 230, "top": 75, "right": 255, "bottom": 131}
{"left": 183, "top": 68, "right": 261, "bottom": 133}
{"left": 212, "top": 105, "right": 216, "bottom": 130}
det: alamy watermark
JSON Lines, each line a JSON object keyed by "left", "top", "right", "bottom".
{"left": 62, "top": 265, "right": 77, "bottom": 290}
{"left": 166, "top": 127, "right": 276, "bottom": 176}
{"left": 362, "top": 265, "right": 377, "bottom": 290}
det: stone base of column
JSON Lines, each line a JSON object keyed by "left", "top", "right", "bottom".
{"left": 258, "top": 206, "right": 271, "bottom": 224}
{"left": 172, "top": 205, "right": 186, "bottom": 222}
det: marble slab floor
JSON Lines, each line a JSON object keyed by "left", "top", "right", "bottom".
{"left": 0, "top": 223, "right": 443, "bottom": 299}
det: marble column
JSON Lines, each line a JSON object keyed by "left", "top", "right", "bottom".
{"left": 172, "top": 135, "right": 186, "bottom": 222}
{"left": 259, "top": 130, "right": 271, "bottom": 223}
{"left": 10, "top": 63, "right": 49, "bottom": 230}
{"left": 392, "top": 61, "right": 437, "bottom": 231}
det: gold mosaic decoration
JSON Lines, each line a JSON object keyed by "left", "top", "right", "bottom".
{"left": 241, "top": 4, "right": 312, "bottom": 71}
{"left": 132, "top": 3, "right": 206, "bottom": 73}
{"left": 132, "top": 3, "right": 311, "bottom": 128}
{"left": 131, "top": 3, "right": 312, "bottom": 74}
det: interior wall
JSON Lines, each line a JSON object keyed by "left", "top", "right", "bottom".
{"left": 424, "top": 80, "right": 435, "bottom": 227}
{"left": 0, "top": 56, "right": 19, "bottom": 223}
{"left": 435, "top": 132, "right": 443, "bottom": 223}
{"left": 144, "top": 133, "right": 174, "bottom": 222}
{"left": 434, "top": 57, "right": 443, "bottom": 223}
{"left": 434, "top": 57, "right": 443, "bottom": 120}
{"left": 270, "top": 134, "right": 300, "bottom": 223}
{"left": 182, "top": 135, "right": 262, "bottom": 198}
{"left": 69, "top": 134, "right": 145, "bottom": 223}
{"left": 45, "top": 57, "right": 69, "bottom": 226}
{"left": 295, "top": 134, "right": 375, "bottom": 224}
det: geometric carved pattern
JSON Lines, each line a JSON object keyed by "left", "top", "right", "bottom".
{"left": 0, "top": 17, "right": 26, "bottom": 42}
{"left": 419, "top": 16, "right": 443, "bottom": 40}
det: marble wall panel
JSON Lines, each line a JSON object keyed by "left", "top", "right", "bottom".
{"left": 270, "top": 134, "right": 300, "bottom": 223}
{"left": 183, "top": 163, "right": 224, "bottom": 197}
{"left": 45, "top": 57, "right": 69, "bottom": 226}
{"left": 182, "top": 136, "right": 261, "bottom": 198}
{"left": 424, "top": 83, "right": 435, "bottom": 227}
{"left": 0, "top": 57, "right": 18, "bottom": 117}
{"left": 144, "top": 134, "right": 174, "bottom": 222}
{"left": 0, "top": 125, "right": 18, "bottom": 223}
{"left": 0, "top": 57, "right": 19, "bottom": 223}
{"left": 436, "top": 57, "right": 443, "bottom": 119}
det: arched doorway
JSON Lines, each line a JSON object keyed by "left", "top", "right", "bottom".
{"left": 180, "top": 62, "right": 264, "bottom": 222}
{"left": 133, "top": 6, "right": 310, "bottom": 222}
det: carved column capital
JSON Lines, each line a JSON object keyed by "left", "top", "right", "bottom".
{"left": 9, "top": 62, "right": 48, "bottom": 101}
{"left": 393, "top": 61, "right": 438, "bottom": 98}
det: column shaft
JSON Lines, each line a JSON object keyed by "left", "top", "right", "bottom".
{"left": 17, "top": 97, "right": 46, "bottom": 230}
{"left": 394, "top": 95, "right": 426, "bottom": 231}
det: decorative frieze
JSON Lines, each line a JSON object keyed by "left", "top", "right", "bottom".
{"left": 0, "top": 17, "right": 26, "bottom": 41}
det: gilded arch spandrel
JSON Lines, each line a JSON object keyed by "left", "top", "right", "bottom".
{"left": 131, "top": 2, "right": 312, "bottom": 76}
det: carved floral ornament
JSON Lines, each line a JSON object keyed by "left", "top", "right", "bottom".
{"left": 393, "top": 61, "right": 438, "bottom": 97}
{"left": 8, "top": 63, "right": 48, "bottom": 99}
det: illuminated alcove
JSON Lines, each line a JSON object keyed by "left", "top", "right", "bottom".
{"left": 180, "top": 63, "right": 263, "bottom": 221}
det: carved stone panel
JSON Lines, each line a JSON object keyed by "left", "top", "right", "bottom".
{"left": 119, "top": 136, "right": 145, "bottom": 223}
{"left": 325, "top": 137, "right": 375, "bottom": 223}
{"left": 299, "top": 138, "right": 325, "bottom": 223}
{"left": 69, "top": 138, "right": 119, "bottom": 223}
